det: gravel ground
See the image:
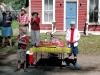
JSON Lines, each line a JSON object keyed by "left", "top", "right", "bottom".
{"left": 0, "top": 53, "right": 100, "bottom": 75}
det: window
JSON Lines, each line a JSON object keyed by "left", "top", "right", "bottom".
{"left": 89, "top": 0, "right": 99, "bottom": 23}
{"left": 42, "top": 0, "right": 55, "bottom": 24}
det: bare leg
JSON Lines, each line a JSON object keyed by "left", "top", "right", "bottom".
{"left": 18, "top": 60, "right": 21, "bottom": 69}
{"left": 8, "top": 36, "right": 12, "bottom": 47}
{"left": 24, "top": 61, "right": 27, "bottom": 72}
{"left": 24, "top": 61, "right": 26, "bottom": 69}
{"left": 14, "top": 60, "right": 21, "bottom": 72}
{"left": 2, "top": 37, "right": 5, "bottom": 47}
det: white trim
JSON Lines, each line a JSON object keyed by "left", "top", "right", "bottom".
{"left": 64, "top": 0, "right": 66, "bottom": 31}
{"left": 79, "top": 31, "right": 84, "bottom": 32}
{"left": 88, "top": 31, "right": 100, "bottom": 35}
{"left": 87, "top": 0, "right": 89, "bottom": 23}
{"left": 66, "top": 0, "right": 77, "bottom": 2}
{"left": 88, "top": 23, "right": 100, "bottom": 25}
{"left": 40, "top": 30, "right": 52, "bottom": 33}
{"left": 40, "top": 30, "right": 100, "bottom": 35}
{"left": 64, "top": 0, "right": 78, "bottom": 31}
{"left": 98, "top": 0, "right": 100, "bottom": 23}
{"left": 29, "top": 0, "right": 31, "bottom": 32}
{"left": 79, "top": 31, "right": 100, "bottom": 35}
{"left": 77, "top": 0, "right": 78, "bottom": 29}
{"left": 87, "top": 0, "right": 100, "bottom": 24}
{"left": 42, "top": 0, "right": 55, "bottom": 24}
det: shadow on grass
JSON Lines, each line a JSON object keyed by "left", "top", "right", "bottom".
{"left": 0, "top": 36, "right": 18, "bottom": 64}
{"left": 32, "top": 58, "right": 99, "bottom": 72}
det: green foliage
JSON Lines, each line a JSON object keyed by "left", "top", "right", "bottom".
{"left": 1, "top": 0, "right": 26, "bottom": 10}
{"left": 11, "top": 20, "right": 19, "bottom": 29}
{"left": 12, "top": 0, "right": 26, "bottom": 9}
{"left": 1, "top": 0, "right": 12, "bottom": 4}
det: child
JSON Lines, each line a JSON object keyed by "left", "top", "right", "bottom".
{"left": 65, "top": 21, "right": 80, "bottom": 68}
{"left": 15, "top": 27, "right": 29, "bottom": 72}
{"left": 31, "top": 11, "right": 40, "bottom": 47}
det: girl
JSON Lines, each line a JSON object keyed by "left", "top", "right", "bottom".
{"left": 31, "top": 11, "right": 40, "bottom": 47}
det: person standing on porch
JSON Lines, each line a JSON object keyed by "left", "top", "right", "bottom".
{"left": 66, "top": 21, "right": 80, "bottom": 68}
{"left": 31, "top": 11, "right": 40, "bottom": 47}
{"left": 17, "top": 7, "right": 29, "bottom": 34}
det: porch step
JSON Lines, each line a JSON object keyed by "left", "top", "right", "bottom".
{"left": 53, "top": 31, "right": 66, "bottom": 36}
{"left": 46, "top": 31, "right": 89, "bottom": 36}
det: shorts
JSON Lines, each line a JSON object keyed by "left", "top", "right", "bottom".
{"left": 17, "top": 49, "right": 26, "bottom": 61}
{"left": 68, "top": 44, "right": 78, "bottom": 56}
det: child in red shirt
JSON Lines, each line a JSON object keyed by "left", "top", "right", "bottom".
{"left": 15, "top": 27, "right": 29, "bottom": 72}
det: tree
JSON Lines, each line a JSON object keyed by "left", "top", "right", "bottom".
{"left": 0, "top": 0, "right": 26, "bottom": 10}
{"left": 0, "top": 0, "right": 12, "bottom": 4}
{"left": 12, "top": 0, "right": 26, "bottom": 9}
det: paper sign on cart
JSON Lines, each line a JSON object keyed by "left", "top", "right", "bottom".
{"left": 30, "top": 47, "right": 71, "bottom": 53}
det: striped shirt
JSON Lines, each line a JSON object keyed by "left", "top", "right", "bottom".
{"left": 17, "top": 13, "right": 29, "bottom": 26}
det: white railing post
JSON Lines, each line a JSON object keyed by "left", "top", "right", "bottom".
{"left": 29, "top": 0, "right": 31, "bottom": 33}
{"left": 52, "top": 19, "right": 56, "bottom": 34}
{"left": 86, "top": 21, "right": 88, "bottom": 36}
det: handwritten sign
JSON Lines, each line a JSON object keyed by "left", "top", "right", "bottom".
{"left": 30, "top": 47, "right": 71, "bottom": 53}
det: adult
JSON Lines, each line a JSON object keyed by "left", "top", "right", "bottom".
{"left": 17, "top": 7, "right": 29, "bottom": 34}
{"left": 66, "top": 21, "right": 80, "bottom": 68}
{"left": 31, "top": 11, "right": 40, "bottom": 47}
{"left": 1, "top": 9, "right": 13, "bottom": 48}
{"left": 0, "top": 8, "right": 3, "bottom": 23}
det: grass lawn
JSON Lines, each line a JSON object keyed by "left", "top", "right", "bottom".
{"left": 11, "top": 20, "right": 19, "bottom": 29}
{"left": 0, "top": 34, "right": 100, "bottom": 55}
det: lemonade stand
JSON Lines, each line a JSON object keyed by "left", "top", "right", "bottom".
{"left": 29, "top": 37, "right": 71, "bottom": 68}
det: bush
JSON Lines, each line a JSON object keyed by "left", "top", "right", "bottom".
{"left": 10, "top": 10, "right": 20, "bottom": 20}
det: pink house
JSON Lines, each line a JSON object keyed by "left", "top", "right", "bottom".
{"left": 27, "top": 0, "right": 100, "bottom": 35}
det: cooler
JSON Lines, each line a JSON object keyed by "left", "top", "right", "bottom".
{"left": 26, "top": 51, "right": 34, "bottom": 65}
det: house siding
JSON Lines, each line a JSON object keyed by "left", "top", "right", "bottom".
{"left": 88, "top": 25, "right": 100, "bottom": 31}
{"left": 31, "top": 0, "right": 52, "bottom": 30}
{"left": 55, "top": 0, "right": 64, "bottom": 30}
{"left": 31, "top": 0, "right": 64, "bottom": 31}
{"left": 31, "top": 0, "right": 100, "bottom": 32}
{"left": 78, "top": 0, "right": 100, "bottom": 31}
{"left": 78, "top": 0, "right": 87, "bottom": 31}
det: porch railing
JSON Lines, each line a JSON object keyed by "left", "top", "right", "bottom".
{"left": 52, "top": 20, "right": 56, "bottom": 34}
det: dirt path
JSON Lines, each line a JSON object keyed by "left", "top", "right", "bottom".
{"left": 0, "top": 53, "right": 100, "bottom": 75}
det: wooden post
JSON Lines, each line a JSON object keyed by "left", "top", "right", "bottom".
{"left": 52, "top": 19, "right": 56, "bottom": 34}
{"left": 86, "top": 21, "right": 88, "bottom": 36}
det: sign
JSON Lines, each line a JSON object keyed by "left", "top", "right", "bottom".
{"left": 30, "top": 47, "right": 71, "bottom": 53}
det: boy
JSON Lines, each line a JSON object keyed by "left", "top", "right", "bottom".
{"left": 15, "top": 27, "right": 29, "bottom": 72}
{"left": 65, "top": 21, "right": 80, "bottom": 68}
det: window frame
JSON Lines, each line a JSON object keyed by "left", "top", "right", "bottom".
{"left": 89, "top": 0, "right": 99, "bottom": 23}
{"left": 42, "top": 0, "right": 55, "bottom": 24}
{"left": 87, "top": 0, "right": 100, "bottom": 25}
